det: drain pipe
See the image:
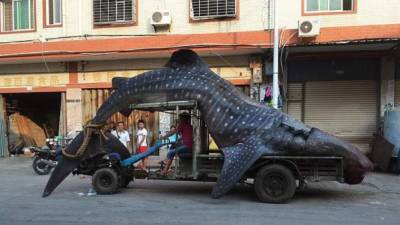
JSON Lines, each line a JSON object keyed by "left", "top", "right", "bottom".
{"left": 272, "top": 0, "right": 279, "bottom": 109}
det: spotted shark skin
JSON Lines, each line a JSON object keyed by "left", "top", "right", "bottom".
{"left": 43, "top": 49, "right": 373, "bottom": 198}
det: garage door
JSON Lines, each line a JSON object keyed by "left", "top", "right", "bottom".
{"left": 303, "top": 80, "right": 378, "bottom": 153}
{"left": 287, "top": 80, "right": 378, "bottom": 153}
{"left": 287, "top": 83, "right": 303, "bottom": 121}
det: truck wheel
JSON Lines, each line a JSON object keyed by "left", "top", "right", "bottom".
{"left": 254, "top": 164, "right": 296, "bottom": 203}
{"left": 120, "top": 175, "right": 133, "bottom": 188}
{"left": 92, "top": 168, "right": 119, "bottom": 194}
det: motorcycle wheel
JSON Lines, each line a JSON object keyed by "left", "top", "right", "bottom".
{"left": 32, "top": 157, "right": 52, "bottom": 175}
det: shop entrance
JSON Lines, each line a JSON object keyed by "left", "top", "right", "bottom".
{"left": 4, "top": 93, "right": 62, "bottom": 155}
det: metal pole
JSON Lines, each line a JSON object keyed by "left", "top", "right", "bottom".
{"left": 272, "top": 0, "right": 279, "bottom": 109}
{"left": 174, "top": 105, "right": 179, "bottom": 177}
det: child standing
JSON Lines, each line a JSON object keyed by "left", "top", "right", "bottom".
{"left": 136, "top": 120, "right": 148, "bottom": 169}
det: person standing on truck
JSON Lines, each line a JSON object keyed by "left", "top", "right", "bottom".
{"left": 111, "top": 122, "right": 130, "bottom": 149}
{"left": 136, "top": 120, "right": 148, "bottom": 169}
{"left": 161, "top": 112, "right": 193, "bottom": 175}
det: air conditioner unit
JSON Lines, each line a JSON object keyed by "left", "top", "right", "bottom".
{"left": 151, "top": 11, "right": 172, "bottom": 26}
{"left": 298, "top": 19, "right": 320, "bottom": 37}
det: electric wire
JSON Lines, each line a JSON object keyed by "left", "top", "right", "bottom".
{"left": 41, "top": 39, "right": 51, "bottom": 73}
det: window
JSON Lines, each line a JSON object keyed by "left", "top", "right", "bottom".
{"left": 93, "top": 0, "right": 134, "bottom": 25}
{"left": 46, "top": 0, "right": 62, "bottom": 26}
{"left": 191, "top": 0, "right": 237, "bottom": 20}
{"left": 305, "top": 0, "right": 353, "bottom": 13}
{"left": 0, "top": 0, "right": 34, "bottom": 32}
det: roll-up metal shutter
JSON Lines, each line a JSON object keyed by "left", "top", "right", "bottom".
{"left": 304, "top": 80, "right": 378, "bottom": 153}
{"left": 395, "top": 80, "right": 400, "bottom": 106}
{"left": 287, "top": 83, "right": 304, "bottom": 121}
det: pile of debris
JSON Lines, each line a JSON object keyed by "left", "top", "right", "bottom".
{"left": 8, "top": 113, "right": 46, "bottom": 154}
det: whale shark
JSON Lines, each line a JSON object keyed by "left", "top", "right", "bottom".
{"left": 43, "top": 49, "right": 373, "bottom": 198}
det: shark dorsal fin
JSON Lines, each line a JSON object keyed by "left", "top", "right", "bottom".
{"left": 111, "top": 77, "right": 128, "bottom": 90}
{"left": 165, "top": 49, "right": 208, "bottom": 70}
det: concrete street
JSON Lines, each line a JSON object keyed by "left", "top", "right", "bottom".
{"left": 0, "top": 156, "right": 399, "bottom": 225}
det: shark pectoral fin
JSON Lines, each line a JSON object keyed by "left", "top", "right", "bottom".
{"left": 211, "top": 143, "right": 266, "bottom": 199}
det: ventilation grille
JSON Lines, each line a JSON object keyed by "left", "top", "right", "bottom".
{"left": 93, "top": 0, "right": 134, "bottom": 24}
{"left": 191, "top": 0, "right": 236, "bottom": 19}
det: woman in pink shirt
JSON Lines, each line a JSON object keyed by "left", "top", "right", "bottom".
{"left": 161, "top": 112, "right": 193, "bottom": 175}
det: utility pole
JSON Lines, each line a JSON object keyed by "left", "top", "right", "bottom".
{"left": 272, "top": 0, "right": 279, "bottom": 109}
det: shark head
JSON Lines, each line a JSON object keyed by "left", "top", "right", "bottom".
{"left": 341, "top": 145, "right": 373, "bottom": 184}
{"left": 306, "top": 128, "right": 373, "bottom": 184}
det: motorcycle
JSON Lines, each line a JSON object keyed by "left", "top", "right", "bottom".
{"left": 31, "top": 137, "right": 66, "bottom": 175}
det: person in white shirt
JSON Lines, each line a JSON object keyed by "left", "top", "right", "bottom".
{"left": 136, "top": 120, "right": 148, "bottom": 169}
{"left": 111, "top": 122, "right": 131, "bottom": 150}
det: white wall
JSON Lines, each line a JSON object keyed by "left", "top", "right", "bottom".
{"left": 0, "top": 0, "right": 399, "bottom": 43}
{"left": 74, "top": 0, "right": 268, "bottom": 35}
{"left": 280, "top": 0, "right": 400, "bottom": 29}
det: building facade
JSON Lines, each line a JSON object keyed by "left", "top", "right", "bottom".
{"left": 0, "top": 0, "right": 399, "bottom": 156}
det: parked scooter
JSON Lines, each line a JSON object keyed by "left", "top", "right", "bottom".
{"left": 31, "top": 130, "right": 81, "bottom": 175}
{"left": 31, "top": 137, "right": 64, "bottom": 175}
{"left": 31, "top": 147, "right": 59, "bottom": 175}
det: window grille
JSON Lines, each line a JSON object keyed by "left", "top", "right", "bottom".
{"left": 191, "top": 0, "right": 236, "bottom": 20}
{"left": 93, "top": 0, "right": 134, "bottom": 24}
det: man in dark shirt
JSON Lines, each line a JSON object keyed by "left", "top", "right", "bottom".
{"left": 161, "top": 112, "right": 193, "bottom": 175}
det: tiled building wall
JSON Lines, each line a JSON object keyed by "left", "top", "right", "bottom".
{"left": 0, "top": 0, "right": 399, "bottom": 42}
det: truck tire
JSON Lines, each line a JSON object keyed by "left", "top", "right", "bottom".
{"left": 92, "top": 168, "right": 119, "bottom": 194}
{"left": 120, "top": 175, "right": 133, "bottom": 188}
{"left": 254, "top": 164, "right": 296, "bottom": 203}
